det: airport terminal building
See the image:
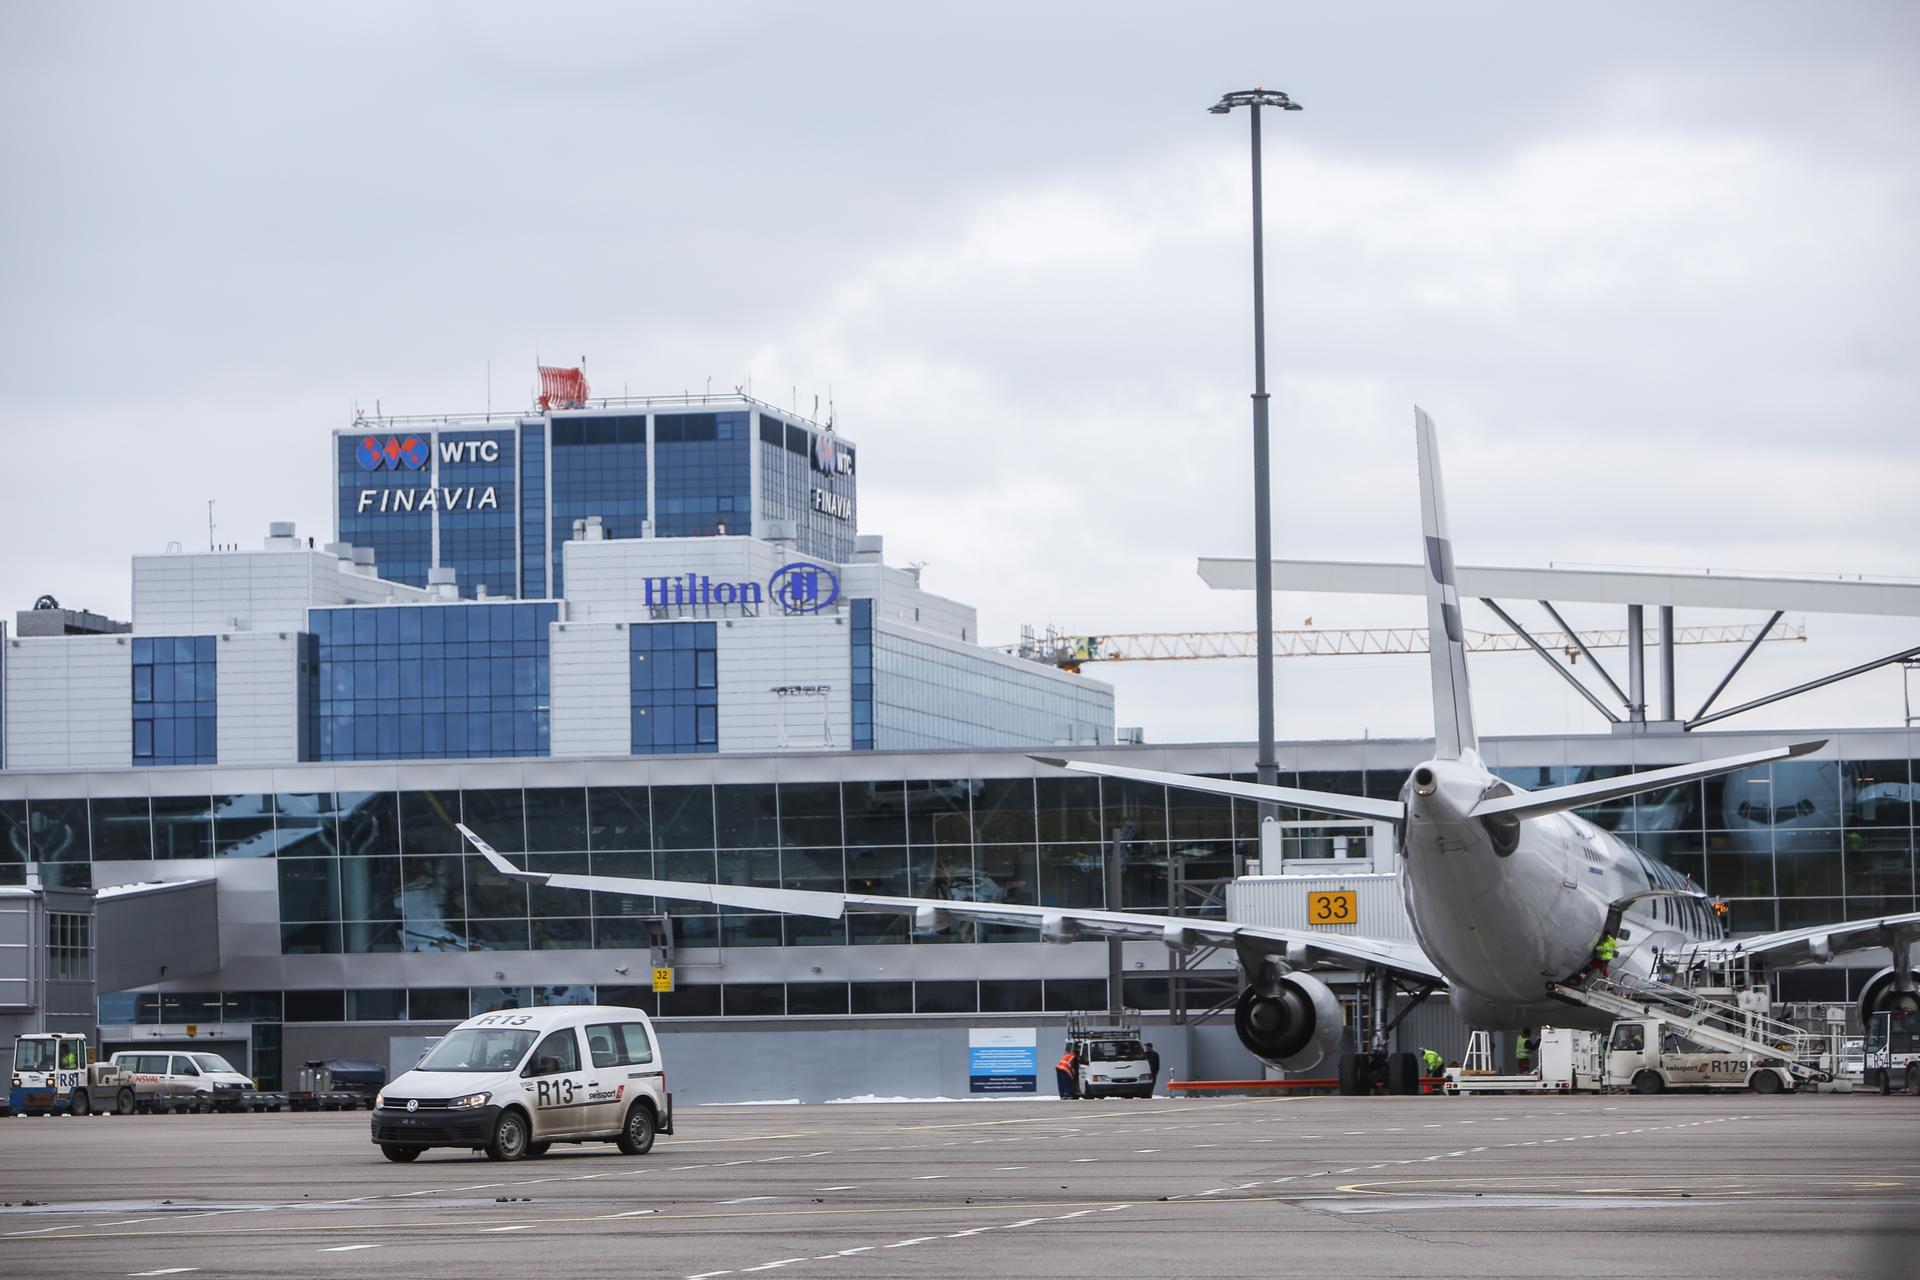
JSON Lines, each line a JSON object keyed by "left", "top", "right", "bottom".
{"left": 0, "top": 388, "right": 1914, "bottom": 1095}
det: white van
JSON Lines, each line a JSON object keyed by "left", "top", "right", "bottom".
{"left": 371, "top": 1006, "right": 672, "bottom": 1163}
{"left": 108, "top": 1050, "right": 254, "bottom": 1110}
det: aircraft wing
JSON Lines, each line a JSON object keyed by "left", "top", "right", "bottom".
{"left": 1681, "top": 909, "right": 1920, "bottom": 967}
{"left": 457, "top": 824, "right": 1443, "bottom": 984}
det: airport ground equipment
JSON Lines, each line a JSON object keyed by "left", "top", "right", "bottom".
{"left": 1864, "top": 1008, "right": 1920, "bottom": 1094}
{"left": 1548, "top": 974, "right": 1831, "bottom": 1086}
{"left": 1601, "top": 1016, "right": 1796, "bottom": 1094}
{"left": 289, "top": 1058, "right": 386, "bottom": 1111}
{"left": 1063, "top": 1012, "right": 1153, "bottom": 1099}
{"left": 1444, "top": 1027, "right": 1604, "bottom": 1095}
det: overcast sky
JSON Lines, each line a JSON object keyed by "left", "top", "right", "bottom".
{"left": 3, "top": 2, "right": 1916, "bottom": 747}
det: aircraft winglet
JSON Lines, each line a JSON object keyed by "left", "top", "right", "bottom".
{"left": 456, "top": 822, "right": 550, "bottom": 884}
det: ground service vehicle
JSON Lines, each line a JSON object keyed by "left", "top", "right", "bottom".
{"left": 1864, "top": 1008, "right": 1919, "bottom": 1094}
{"left": 1445, "top": 1027, "right": 1604, "bottom": 1094}
{"left": 371, "top": 1005, "right": 672, "bottom": 1162}
{"left": 1063, "top": 1014, "right": 1153, "bottom": 1099}
{"left": 109, "top": 1050, "right": 254, "bottom": 1110}
{"left": 6, "top": 1035, "right": 176, "bottom": 1116}
{"left": 1604, "top": 1017, "right": 1795, "bottom": 1094}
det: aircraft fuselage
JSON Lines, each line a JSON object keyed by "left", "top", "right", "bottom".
{"left": 1396, "top": 752, "right": 1717, "bottom": 1032}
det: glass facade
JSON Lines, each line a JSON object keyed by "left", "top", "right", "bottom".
{"left": 436, "top": 428, "right": 517, "bottom": 599}
{"left": 631, "top": 622, "right": 718, "bottom": 755}
{"left": 872, "top": 630, "right": 1112, "bottom": 750}
{"left": 519, "top": 421, "right": 547, "bottom": 599}
{"left": 851, "top": 599, "right": 874, "bottom": 751}
{"left": 131, "top": 636, "right": 217, "bottom": 766}
{"left": 653, "top": 411, "right": 749, "bottom": 539}
{"left": 550, "top": 414, "right": 647, "bottom": 595}
{"left": 757, "top": 413, "right": 856, "bottom": 563}
{"left": 36, "top": 739, "right": 1912, "bottom": 1067}
{"left": 336, "top": 432, "right": 433, "bottom": 587}
{"left": 310, "top": 603, "right": 557, "bottom": 760}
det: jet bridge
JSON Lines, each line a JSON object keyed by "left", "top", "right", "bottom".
{"left": 1547, "top": 975, "right": 1833, "bottom": 1084}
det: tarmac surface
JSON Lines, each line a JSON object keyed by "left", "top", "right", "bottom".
{"left": 2, "top": 1093, "right": 1916, "bottom": 1279}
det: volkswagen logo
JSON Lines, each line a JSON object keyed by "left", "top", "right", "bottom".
{"left": 769, "top": 562, "right": 839, "bottom": 614}
{"left": 357, "top": 434, "right": 430, "bottom": 472}
{"left": 405, "top": 1098, "right": 418, "bottom": 1112}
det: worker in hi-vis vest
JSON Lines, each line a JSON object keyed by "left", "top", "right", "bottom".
{"left": 1055, "top": 1049, "right": 1078, "bottom": 1100}
{"left": 1420, "top": 1047, "right": 1443, "bottom": 1075}
{"left": 1592, "top": 933, "right": 1619, "bottom": 977}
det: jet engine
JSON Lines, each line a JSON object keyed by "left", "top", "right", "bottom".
{"left": 1858, "top": 965, "right": 1920, "bottom": 1018}
{"left": 1233, "top": 971, "right": 1345, "bottom": 1073}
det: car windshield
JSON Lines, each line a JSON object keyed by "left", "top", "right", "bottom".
{"left": 192, "top": 1054, "right": 239, "bottom": 1074}
{"left": 1090, "top": 1040, "right": 1144, "bottom": 1062}
{"left": 13, "top": 1039, "right": 58, "bottom": 1072}
{"left": 415, "top": 1028, "right": 538, "bottom": 1073}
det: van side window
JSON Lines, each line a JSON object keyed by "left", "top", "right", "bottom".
{"left": 587, "top": 1022, "right": 654, "bottom": 1066}
{"left": 524, "top": 1028, "right": 580, "bottom": 1077}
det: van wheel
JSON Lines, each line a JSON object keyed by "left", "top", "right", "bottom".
{"left": 1631, "top": 1071, "right": 1664, "bottom": 1095}
{"left": 115, "top": 1089, "right": 136, "bottom": 1116}
{"left": 616, "top": 1102, "right": 656, "bottom": 1155}
{"left": 1749, "top": 1071, "right": 1783, "bottom": 1095}
{"left": 70, "top": 1090, "right": 90, "bottom": 1117}
{"left": 381, "top": 1145, "right": 422, "bottom": 1163}
{"left": 485, "top": 1110, "right": 530, "bottom": 1161}
{"left": 526, "top": 1142, "right": 551, "bottom": 1158}
{"left": 1907, "top": 1065, "right": 1920, "bottom": 1096}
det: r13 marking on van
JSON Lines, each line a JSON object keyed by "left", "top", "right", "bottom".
{"left": 535, "top": 1079, "right": 578, "bottom": 1108}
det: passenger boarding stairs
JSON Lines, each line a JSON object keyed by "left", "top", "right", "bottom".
{"left": 1548, "top": 975, "right": 1833, "bottom": 1083}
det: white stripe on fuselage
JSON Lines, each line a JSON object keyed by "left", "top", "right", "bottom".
{"left": 1395, "top": 754, "right": 1716, "bottom": 1028}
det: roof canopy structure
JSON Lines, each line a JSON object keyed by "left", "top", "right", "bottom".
{"left": 1199, "top": 557, "right": 1920, "bottom": 732}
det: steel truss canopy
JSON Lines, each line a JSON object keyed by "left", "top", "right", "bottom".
{"left": 1199, "top": 556, "right": 1920, "bottom": 732}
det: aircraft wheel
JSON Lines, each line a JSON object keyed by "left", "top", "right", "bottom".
{"left": 1337, "top": 1053, "right": 1363, "bottom": 1096}
{"left": 1631, "top": 1071, "right": 1664, "bottom": 1095}
{"left": 1386, "top": 1052, "right": 1421, "bottom": 1096}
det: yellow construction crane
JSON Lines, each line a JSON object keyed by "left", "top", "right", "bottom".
{"left": 1002, "top": 621, "right": 1806, "bottom": 674}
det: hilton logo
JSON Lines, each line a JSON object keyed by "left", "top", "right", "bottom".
{"left": 641, "top": 563, "right": 840, "bottom": 615}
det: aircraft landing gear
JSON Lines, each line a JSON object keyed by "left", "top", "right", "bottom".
{"left": 1338, "top": 1050, "right": 1424, "bottom": 1095}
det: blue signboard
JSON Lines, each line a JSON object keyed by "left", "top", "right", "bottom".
{"left": 968, "top": 1027, "right": 1038, "bottom": 1094}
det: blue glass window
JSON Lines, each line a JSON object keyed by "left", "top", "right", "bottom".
{"left": 131, "top": 635, "right": 217, "bottom": 765}
{"left": 653, "top": 412, "right": 750, "bottom": 541}
{"left": 438, "top": 429, "right": 517, "bottom": 599}
{"left": 520, "top": 422, "right": 547, "bottom": 598}
{"left": 310, "top": 602, "right": 556, "bottom": 761}
{"left": 850, "top": 599, "right": 873, "bottom": 751}
{"left": 631, "top": 622, "right": 718, "bottom": 755}
{"left": 551, "top": 414, "right": 647, "bottom": 596}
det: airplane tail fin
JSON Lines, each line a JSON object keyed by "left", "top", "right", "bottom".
{"left": 1415, "top": 407, "right": 1478, "bottom": 760}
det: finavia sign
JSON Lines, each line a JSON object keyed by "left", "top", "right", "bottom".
{"left": 641, "top": 562, "right": 840, "bottom": 614}
{"left": 351, "top": 432, "right": 503, "bottom": 513}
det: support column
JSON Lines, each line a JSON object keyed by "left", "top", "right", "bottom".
{"left": 1627, "top": 605, "right": 1645, "bottom": 723}
{"left": 1659, "top": 605, "right": 1676, "bottom": 722}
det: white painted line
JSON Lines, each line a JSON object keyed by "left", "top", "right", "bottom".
{"left": 813, "top": 1185, "right": 859, "bottom": 1191}
{"left": 612, "top": 1210, "right": 658, "bottom": 1218}
{"left": 883, "top": 1237, "right": 938, "bottom": 1248}
{"left": 912, "top": 1175, "right": 948, "bottom": 1180}
{"left": 686, "top": 1271, "right": 735, "bottom": 1279}
{"left": 130, "top": 1272, "right": 199, "bottom": 1277}
{"left": 484, "top": 1225, "right": 536, "bottom": 1233}
{"left": 835, "top": 1247, "right": 874, "bottom": 1256}
{"left": 718, "top": 1196, "right": 779, "bottom": 1205}
{"left": 993, "top": 1166, "right": 1029, "bottom": 1171}
{"left": 1134, "top": 1150, "right": 1158, "bottom": 1154}
{"left": 319, "top": 1244, "right": 382, "bottom": 1253}
{"left": 1069, "top": 1158, "right": 1098, "bottom": 1163}
{"left": 742, "top": 1260, "right": 806, "bottom": 1273}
